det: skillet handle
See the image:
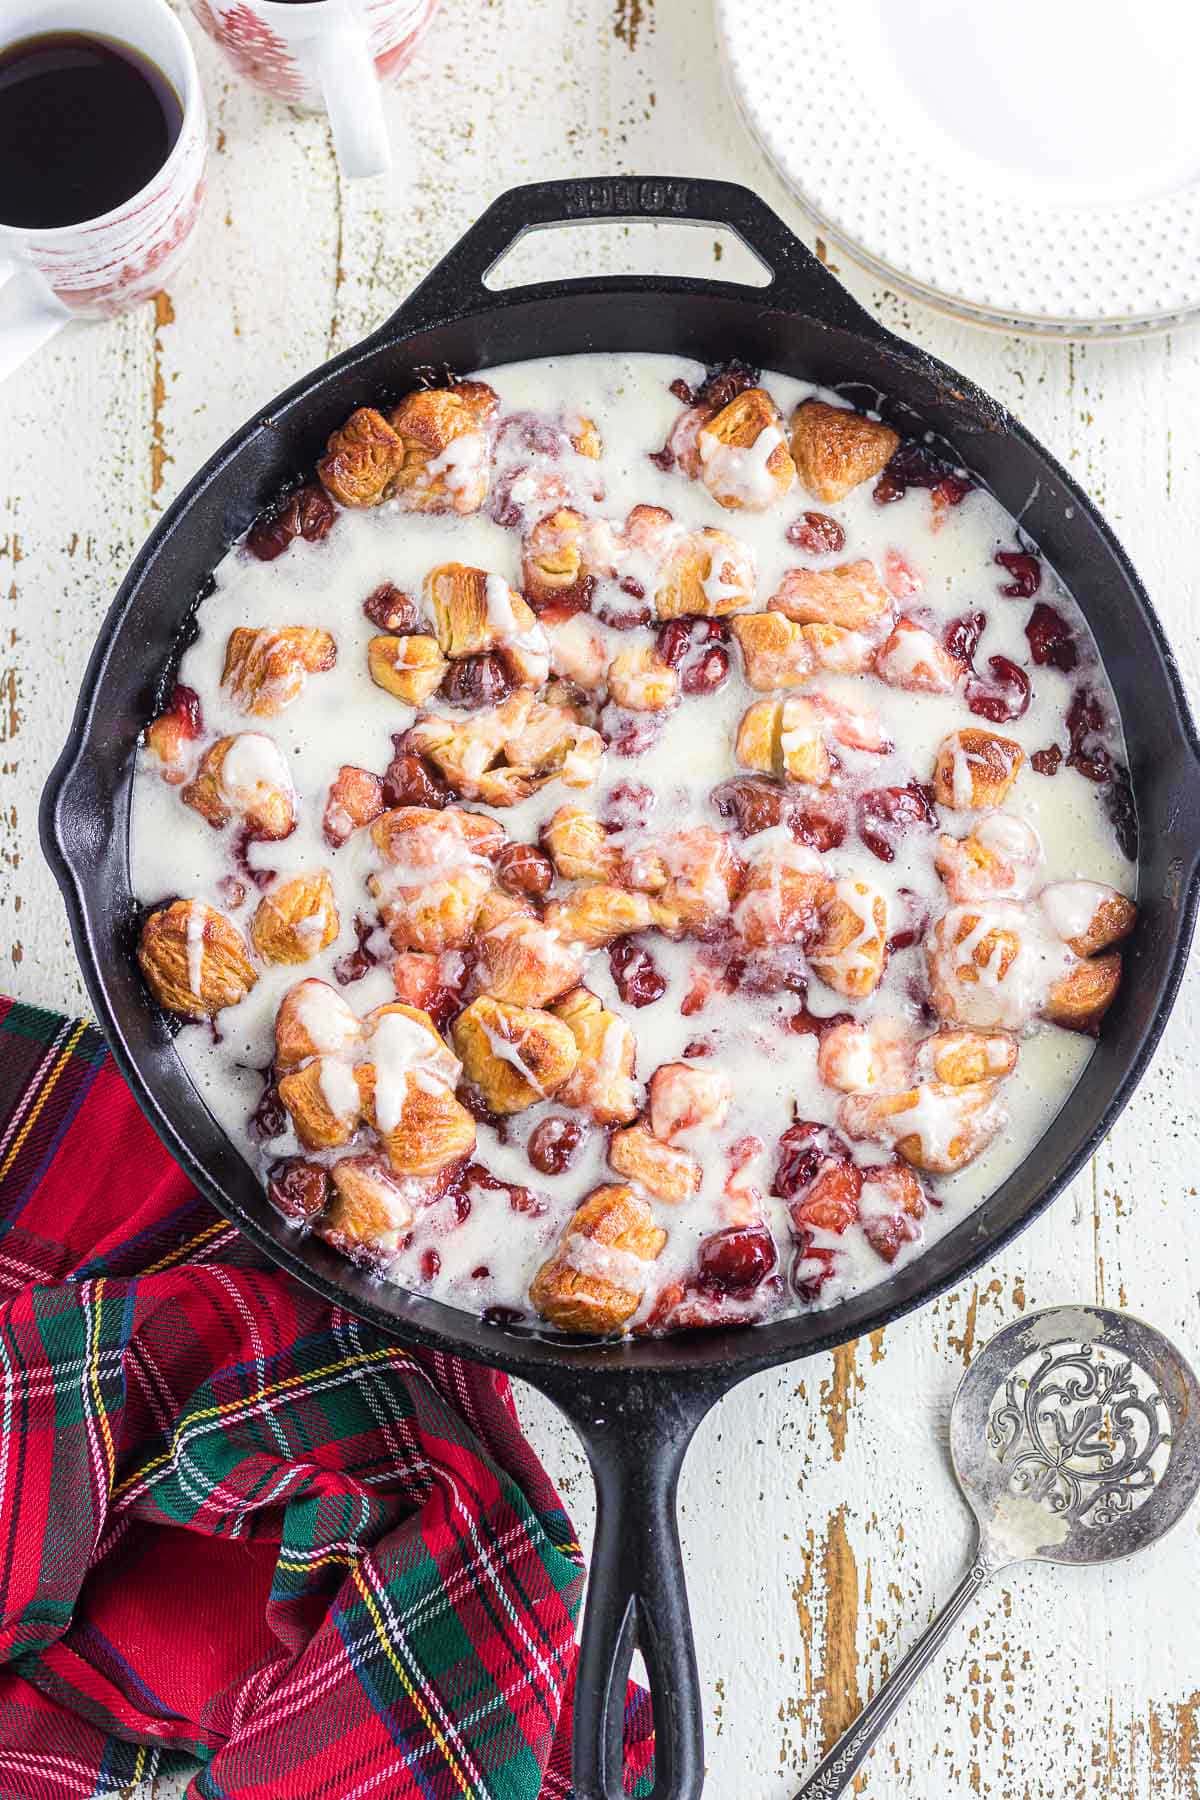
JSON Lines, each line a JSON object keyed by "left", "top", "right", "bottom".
{"left": 379, "top": 175, "right": 890, "bottom": 343}
{"left": 530, "top": 1365, "right": 728, "bottom": 1800}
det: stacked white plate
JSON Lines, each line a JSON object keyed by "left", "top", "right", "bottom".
{"left": 717, "top": 0, "right": 1200, "bottom": 336}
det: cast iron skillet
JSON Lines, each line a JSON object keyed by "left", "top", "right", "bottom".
{"left": 41, "top": 177, "right": 1200, "bottom": 1799}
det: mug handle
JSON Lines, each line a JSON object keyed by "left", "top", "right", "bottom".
{"left": 0, "top": 258, "right": 71, "bottom": 384}
{"left": 307, "top": 2, "right": 392, "bottom": 180}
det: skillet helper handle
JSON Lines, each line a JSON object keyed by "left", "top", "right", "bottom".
{"left": 791, "top": 1548, "right": 995, "bottom": 1799}
{"left": 384, "top": 174, "right": 886, "bottom": 339}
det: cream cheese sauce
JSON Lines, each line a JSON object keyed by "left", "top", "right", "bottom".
{"left": 130, "top": 351, "right": 1134, "bottom": 1333}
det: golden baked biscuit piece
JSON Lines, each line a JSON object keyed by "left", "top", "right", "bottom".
{"left": 367, "top": 634, "right": 447, "bottom": 705}
{"left": 609, "top": 1124, "right": 701, "bottom": 1203}
{"left": 799, "top": 620, "right": 876, "bottom": 676}
{"left": 322, "top": 1155, "right": 416, "bottom": 1256}
{"left": 1042, "top": 953, "right": 1123, "bottom": 1034}
{"left": 932, "top": 729, "right": 1024, "bottom": 810}
{"left": 655, "top": 527, "right": 756, "bottom": 619}
{"left": 323, "top": 764, "right": 386, "bottom": 848}
{"left": 278, "top": 1055, "right": 364, "bottom": 1151}
{"left": 541, "top": 804, "right": 621, "bottom": 882}
{"left": 251, "top": 871, "right": 340, "bottom": 965}
{"left": 221, "top": 627, "right": 337, "bottom": 718}
{"left": 387, "top": 381, "right": 499, "bottom": 514}
{"left": 552, "top": 987, "right": 640, "bottom": 1124}
{"left": 545, "top": 883, "right": 655, "bottom": 949}
{"left": 181, "top": 733, "right": 296, "bottom": 839}
{"left": 530, "top": 1185, "right": 667, "bottom": 1334}
{"left": 695, "top": 388, "right": 797, "bottom": 511}
{"left": 368, "top": 806, "right": 497, "bottom": 954}
{"left": 809, "top": 877, "right": 889, "bottom": 998}
{"left": 472, "top": 912, "right": 585, "bottom": 1009}
{"left": 355, "top": 1063, "right": 476, "bottom": 1177}
{"left": 647, "top": 1061, "right": 732, "bottom": 1140}
{"left": 840, "top": 1080, "right": 1005, "bottom": 1175}
{"left": 934, "top": 813, "right": 1042, "bottom": 903}
{"left": 1038, "top": 882, "right": 1137, "bottom": 958}
{"left": 789, "top": 400, "right": 899, "bottom": 503}
{"left": 874, "top": 618, "right": 965, "bottom": 694}
{"left": 522, "top": 507, "right": 593, "bottom": 610}
{"left": 914, "top": 1027, "right": 1018, "bottom": 1087}
{"left": 733, "top": 839, "right": 829, "bottom": 949}
{"left": 731, "top": 611, "right": 815, "bottom": 690}
{"left": 275, "top": 979, "right": 364, "bottom": 1070}
{"left": 816, "top": 1016, "right": 914, "bottom": 1095}
{"left": 425, "top": 563, "right": 544, "bottom": 665}
{"left": 144, "top": 686, "right": 202, "bottom": 784}
{"left": 408, "top": 690, "right": 603, "bottom": 806}
{"left": 735, "top": 697, "right": 833, "bottom": 786}
{"left": 770, "top": 560, "right": 893, "bottom": 636}
{"left": 318, "top": 407, "right": 405, "bottom": 507}
{"left": 453, "top": 996, "right": 579, "bottom": 1114}
{"left": 138, "top": 901, "right": 257, "bottom": 1019}
{"left": 649, "top": 828, "right": 743, "bottom": 939}
{"left": 607, "top": 644, "right": 679, "bottom": 712}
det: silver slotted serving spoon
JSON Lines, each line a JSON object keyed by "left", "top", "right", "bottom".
{"left": 793, "top": 1305, "right": 1200, "bottom": 1799}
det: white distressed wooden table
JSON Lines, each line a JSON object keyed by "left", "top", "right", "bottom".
{"left": 4, "top": 1, "right": 1200, "bottom": 1794}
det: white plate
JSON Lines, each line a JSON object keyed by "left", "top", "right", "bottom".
{"left": 717, "top": 0, "right": 1200, "bottom": 336}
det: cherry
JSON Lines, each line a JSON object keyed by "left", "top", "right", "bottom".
{"left": 527, "top": 1115, "right": 585, "bottom": 1175}
{"left": 333, "top": 913, "right": 381, "bottom": 987}
{"left": 669, "top": 377, "right": 696, "bottom": 404}
{"left": 604, "top": 710, "right": 664, "bottom": 758}
{"left": 440, "top": 654, "right": 513, "bottom": 711}
{"left": 602, "top": 780, "right": 656, "bottom": 831}
{"left": 610, "top": 935, "right": 668, "bottom": 1006}
{"left": 247, "top": 483, "right": 336, "bottom": 560}
{"left": 682, "top": 645, "right": 730, "bottom": 694}
{"left": 712, "top": 776, "right": 783, "bottom": 836}
{"left": 994, "top": 548, "right": 1041, "bottom": 598}
{"left": 251, "top": 1074, "right": 287, "bottom": 1142}
{"left": 363, "top": 582, "right": 420, "bottom": 633}
{"left": 420, "top": 1248, "right": 441, "bottom": 1282}
{"left": 655, "top": 620, "right": 690, "bottom": 667}
{"left": 596, "top": 597, "right": 653, "bottom": 630}
{"left": 857, "top": 783, "right": 938, "bottom": 863}
{"left": 943, "top": 609, "right": 987, "bottom": 670}
{"left": 965, "top": 655, "right": 1031, "bottom": 723}
{"left": 1025, "top": 601, "right": 1078, "bottom": 671}
{"left": 267, "top": 1158, "right": 330, "bottom": 1223}
{"left": 697, "top": 359, "right": 760, "bottom": 407}
{"left": 873, "top": 442, "right": 969, "bottom": 506}
{"left": 1031, "top": 745, "right": 1063, "bottom": 776}
{"left": 697, "top": 1224, "right": 778, "bottom": 1295}
{"left": 1065, "top": 687, "right": 1112, "bottom": 783}
{"left": 648, "top": 444, "right": 675, "bottom": 473}
{"left": 791, "top": 1240, "right": 839, "bottom": 1303}
{"left": 787, "top": 793, "right": 848, "bottom": 853}
{"left": 786, "top": 511, "right": 845, "bottom": 555}
{"left": 886, "top": 887, "right": 930, "bottom": 955}
{"left": 382, "top": 749, "right": 449, "bottom": 810}
{"left": 788, "top": 1006, "right": 852, "bottom": 1039}
{"left": 496, "top": 843, "right": 553, "bottom": 898}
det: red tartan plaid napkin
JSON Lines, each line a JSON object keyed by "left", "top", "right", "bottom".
{"left": 0, "top": 999, "right": 654, "bottom": 1799}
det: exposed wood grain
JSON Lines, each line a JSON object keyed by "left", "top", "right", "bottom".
{"left": 4, "top": 0, "right": 1199, "bottom": 1794}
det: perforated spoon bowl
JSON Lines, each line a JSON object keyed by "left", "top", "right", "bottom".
{"left": 794, "top": 1305, "right": 1200, "bottom": 1799}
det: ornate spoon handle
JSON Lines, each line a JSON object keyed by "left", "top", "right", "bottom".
{"left": 792, "top": 1546, "right": 998, "bottom": 1799}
